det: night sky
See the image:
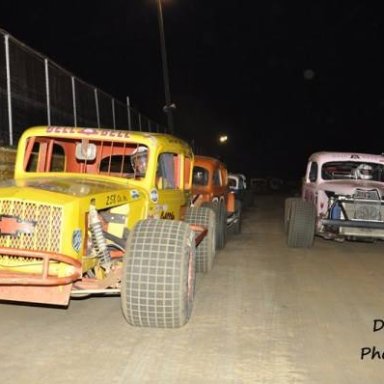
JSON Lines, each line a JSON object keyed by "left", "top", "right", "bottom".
{"left": 0, "top": 1, "right": 383, "bottom": 179}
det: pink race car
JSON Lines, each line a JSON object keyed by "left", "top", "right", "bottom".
{"left": 285, "top": 151, "right": 384, "bottom": 247}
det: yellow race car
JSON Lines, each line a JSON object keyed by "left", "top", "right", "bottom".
{"left": 0, "top": 126, "right": 216, "bottom": 328}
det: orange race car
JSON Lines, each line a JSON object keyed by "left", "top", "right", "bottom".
{"left": 192, "top": 155, "right": 242, "bottom": 250}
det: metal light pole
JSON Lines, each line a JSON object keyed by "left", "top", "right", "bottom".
{"left": 156, "top": 0, "right": 175, "bottom": 134}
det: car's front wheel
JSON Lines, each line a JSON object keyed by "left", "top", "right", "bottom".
{"left": 121, "top": 219, "right": 196, "bottom": 328}
{"left": 286, "top": 198, "right": 316, "bottom": 248}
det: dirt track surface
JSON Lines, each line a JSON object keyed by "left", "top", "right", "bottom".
{"left": 2, "top": 194, "right": 384, "bottom": 383}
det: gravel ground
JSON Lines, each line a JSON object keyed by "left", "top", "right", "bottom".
{"left": 1, "top": 194, "right": 384, "bottom": 383}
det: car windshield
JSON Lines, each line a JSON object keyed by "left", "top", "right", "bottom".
{"left": 192, "top": 166, "right": 209, "bottom": 186}
{"left": 23, "top": 136, "right": 148, "bottom": 178}
{"left": 321, "top": 161, "right": 384, "bottom": 181}
{"left": 229, "top": 178, "right": 236, "bottom": 188}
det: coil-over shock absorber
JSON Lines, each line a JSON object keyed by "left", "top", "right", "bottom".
{"left": 88, "top": 203, "right": 112, "bottom": 272}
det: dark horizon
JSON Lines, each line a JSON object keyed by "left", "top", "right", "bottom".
{"left": 0, "top": 1, "right": 383, "bottom": 179}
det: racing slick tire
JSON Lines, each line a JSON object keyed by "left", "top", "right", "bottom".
{"left": 121, "top": 219, "right": 196, "bottom": 328}
{"left": 232, "top": 200, "right": 242, "bottom": 235}
{"left": 204, "top": 200, "right": 226, "bottom": 250}
{"left": 284, "top": 197, "right": 296, "bottom": 234}
{"left": 185, "top": 206, "right": 216, "bottom": 273}
{"left": 213, "top": 200, "right": 227, "bottom": 250}
{"left": 286, "top": 198, "right": 316, "bottom": 248}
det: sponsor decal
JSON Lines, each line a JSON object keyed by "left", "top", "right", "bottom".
{"left": 46, "top": 126, "right": 130, "bottom": 138}
{"left": 130, "top": 190, "right": 140, "bottom": 199}
{"left": 98, "top": 129, "right": 130, "bottom": 138}
{"left": 160, "top": 211, "right": 175, "bottom": 220}
{"left": 47, "top": 126, "right": 77, "bottom": 134}
{"left": 0, "top": 215, "right": 36, "bottom": 237}
{"left": 105, "top": 194, "right": 128, "bottom": 206}
{"left": 78, "top": 128, "right": 97, "bottom": 135}
{"left": 72, "top": 229, "right": 82, "bottom": 253}
{"left": 150, "top": 189, "right": 159, "bottom": 203}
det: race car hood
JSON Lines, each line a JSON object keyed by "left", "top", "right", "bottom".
{"left": 0, "top": 176, "right": 145, "bottom": 206}
{"left": 318, "top": 180, "right": 384, "bottom": 196}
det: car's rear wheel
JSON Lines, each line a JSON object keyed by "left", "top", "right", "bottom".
{"left": 233, "top": 199, "right": 242, "bottom": 235}
{"left": 287, "top": 198, "right": 316, "bottom": 248}
{"left": 206, "top": 200, "right": 226, "bottom": 250}
{"left": 215, "top": 201, "right": 227, "bottom": 249}
{"left": 121, "top": 219, "right": 196, "bottom": 328}
{"left": 185, "top": 206, "right": 216, "bottom": 272}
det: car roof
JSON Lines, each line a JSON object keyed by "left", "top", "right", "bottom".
{"left": 309, "top": 151, "right": 384, "bottom": 165}
{"left": 19, "top": 126, "right": 193, "bottom": 156}
{"left": 194, "top": 155, "right": 225, "bottom": 169}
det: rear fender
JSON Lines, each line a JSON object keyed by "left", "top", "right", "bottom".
{"left": 226, "top": 192, "right": 235, "bottom": 213}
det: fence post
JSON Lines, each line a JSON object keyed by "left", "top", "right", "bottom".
{"left": 71, "top": 76, "right": 77, "bottom": 127}
{"left": 94, "top": 88, "right": 100, "bottom": 128}
{"left": 4, "top": 35, "right": 13, "bottom": 146}
{"left": 44, "top": 58, "right": 51, "bottom": 126}
{"left": 126, "top": 96, "right": 132, "bottom": 130}
{"left": 112, "top": 98, "right": 116, "bottom": 129}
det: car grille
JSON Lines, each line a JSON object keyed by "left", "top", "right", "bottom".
{"left": 352, "top": 201, "right": 382, "bottom": 221}
{"left": 353, "top": 189, "right": 380, "bottom": 200}
{"left": 0, "top": 199, "right": 62, "bottom": 252}
{"left": 342, "top": 189, "right": 383, "bottom": 221}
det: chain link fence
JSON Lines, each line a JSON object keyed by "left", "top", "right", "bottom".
{"left": 0, "top": 28, "right": 167, "bottom": 147}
